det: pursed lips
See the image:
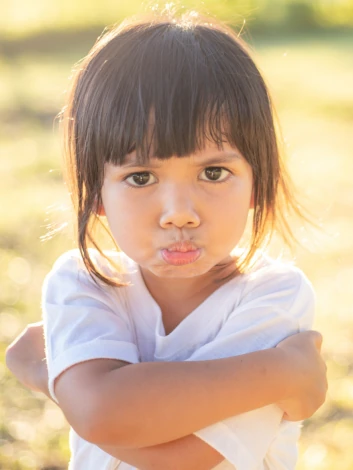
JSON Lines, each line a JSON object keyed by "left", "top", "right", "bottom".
{"left": 165, "top": 241, "right": 200, "bottom": 252}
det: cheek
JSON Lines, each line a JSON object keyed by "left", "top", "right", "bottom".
{"left": 214, "top": 187, "right": 251, "bottom": 233}
{"left": 217, "top": 183, "right": 252, "bottom": 216}
{"left": 103, "top": 195, "right": 149, "bottom": 243}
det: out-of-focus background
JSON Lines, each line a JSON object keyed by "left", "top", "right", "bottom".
{"left": 0, "top": 1, "right": 352, "bottom": 469}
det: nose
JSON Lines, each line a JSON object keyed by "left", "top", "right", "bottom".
{"left": 159, "top": 184, "right": 201, "bottom": 229}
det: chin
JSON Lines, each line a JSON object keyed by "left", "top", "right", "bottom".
{"left": 148, "top": 262, "right": 212, "bottom": 278}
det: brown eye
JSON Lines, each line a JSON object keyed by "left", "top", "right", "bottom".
{"left": 125, "top": 172, "right": 156, "bottom": 187}
{"left": 201, "top": 167, "right": 230, "bottom": 182}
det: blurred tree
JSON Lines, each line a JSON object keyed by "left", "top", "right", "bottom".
{"left": 285, "top": 1, "right": 319, "bottom": 32}
{"left": 0, "top": 0, "right": 352, "bottom": 39}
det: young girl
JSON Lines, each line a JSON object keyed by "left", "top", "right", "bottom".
{"left": 6, "top": 9, "right": 327, "bottom": 470}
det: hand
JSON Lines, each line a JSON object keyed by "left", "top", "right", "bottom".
{"left": 6, "top": 321, "right": 50, "bottom": 397}
{"left": 276, "top": 330, "right": 327, "bottom": 421}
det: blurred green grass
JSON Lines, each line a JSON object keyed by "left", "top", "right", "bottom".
{"left": 0, "top": 27, "right": 352, "bottom": 469}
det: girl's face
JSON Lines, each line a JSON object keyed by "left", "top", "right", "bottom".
{"left": 101, "top": 140, "right": 253, "bottom": 279}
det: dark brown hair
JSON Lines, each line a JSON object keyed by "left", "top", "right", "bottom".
{"left": 60, "top": 9, "right": 309, "bottom": 287}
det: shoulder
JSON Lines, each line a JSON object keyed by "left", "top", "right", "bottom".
{"left": 42, "top": 250, "right": 141, "bottom": 403}
{"left": 48, "top": 248, "right": 130, "bottom": 278}
{"left": 240, "top": 252, "right": 315, "bottom": 307}
{"left": 43, "top": 249, "right": 133, "bottom": 304}
{"left": 238, "top": 252, "right": 316, "bottom": 330}
{"left": 46, "top": 248, "right": 136, "bottom": 281}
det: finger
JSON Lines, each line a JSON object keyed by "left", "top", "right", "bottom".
{"left": 308, "top": 330, "right": 323, "bottom": 351}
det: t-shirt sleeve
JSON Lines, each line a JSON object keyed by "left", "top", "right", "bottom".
{"left": 42, "top": 250, "right": 140, "bottom": 403}
{"left": 189, "top": 264, "right": 316, "bottom": 470}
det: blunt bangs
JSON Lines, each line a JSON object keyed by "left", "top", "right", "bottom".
{"left": 72, "top": 20, "right": 272, "bottom": 171}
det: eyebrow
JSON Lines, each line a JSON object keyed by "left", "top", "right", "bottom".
{"left": 120, "top": 152, "right": 242, "bottom": 169}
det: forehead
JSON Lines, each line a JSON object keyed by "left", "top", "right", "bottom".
{"left": 123, "top": 140, "right": 242, "bottom": 163}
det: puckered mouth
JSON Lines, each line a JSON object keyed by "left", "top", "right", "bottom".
{"left": 165, "top": 241, "right": 200, "bottom": 252}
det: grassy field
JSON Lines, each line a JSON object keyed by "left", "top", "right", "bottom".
{"left": 0, "top": 29, "right": 352, "bottom": 469}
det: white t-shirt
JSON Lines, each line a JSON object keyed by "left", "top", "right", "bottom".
{"left": 42, "top": 249, "right": 315, "bottom": 470}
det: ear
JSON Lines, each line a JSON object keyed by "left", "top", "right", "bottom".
{"left": 94, "top": 199, "right": 106, "bottom": 216}
{"left": 96, "top": 203, "right": 106, "bottom": 216}
{"left": 250, "top": 188, "right": 254, "bottom": 209}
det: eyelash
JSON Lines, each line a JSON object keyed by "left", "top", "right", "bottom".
{"left": 123, "top": 167, "right": 232, "bottom": 189}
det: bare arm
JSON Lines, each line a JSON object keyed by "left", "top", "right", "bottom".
{"left": 6, "top": 323, "right": 326, "bottom": 451}
{"left": 98, "top": 436, "right": 224, "bottom": 470}
{"left": 14, "top": 351, "right": 225, "bottom": 470}
{"left": 4, "top": 332, "right": 224, "bottom": 470}
{"left": 54, "top": 348, "right": 298, "bottom": 448}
